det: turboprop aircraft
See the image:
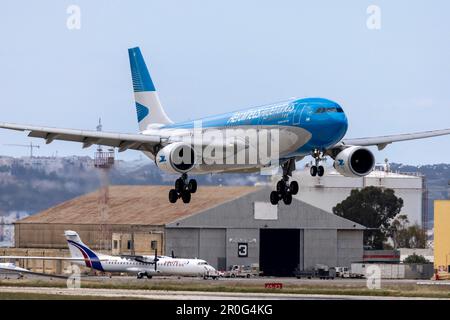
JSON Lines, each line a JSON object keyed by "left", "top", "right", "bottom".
{"left": 0, "top": 230, "right": 218, "bottom": 279}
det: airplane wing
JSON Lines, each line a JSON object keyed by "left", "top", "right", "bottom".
{"left": 0, "top": 266, "right": 70, "bottom": 279}
{"left": 0, "top": 265, "right": 99, "bottom": 279}
{"left": 336, "top": 128, "right": 450, "bottom": 151}
{"left": 0, "top": 122, "right": 250, "bottom": 156}
{"left": 120, "top": 255, "right": 156, "bottom": 265}
{"left": 0, "top": 256, "right": 107, "bottom": 261}
{"left": 0, "top": 122, "right": 163, "bottom": 153}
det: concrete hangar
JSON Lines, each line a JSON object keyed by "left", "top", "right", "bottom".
{"left": 11, "top": 186, "right": 365, "bottom": 276}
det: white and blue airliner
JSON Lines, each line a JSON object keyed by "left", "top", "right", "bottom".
{"left": 1, "top": 47, "right": 449, "bottom": 205}
{"left": 0, "top": 231, "right": 218, "bottom": 279}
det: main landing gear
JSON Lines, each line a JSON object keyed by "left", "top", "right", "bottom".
{"left": 310, "top": 149, "right": 325, "bottom": 177}
{"left": 270, "top": 159, "right": 299, "bottom": 206}
{"left": 137, "top": 272, "right": 152, "bottom": 279}
{"left": 169, "top": 173, "right": 197, "bottom": 204}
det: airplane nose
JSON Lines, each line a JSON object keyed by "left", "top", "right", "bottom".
{"left": 333, "top": 112, "right": 348, "bottom": 130}
{"left": 323, "top": 112, "right": 348, "bottom": 143}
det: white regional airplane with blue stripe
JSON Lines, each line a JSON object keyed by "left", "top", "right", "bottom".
{"left": 1, "top": 47, "right": 450, "bottom": 205}
{"left": 0, "top": 231, "right": 218, "bottom": 279}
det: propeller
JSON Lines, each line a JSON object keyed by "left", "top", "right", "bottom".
{"left": 153, "top": 249, "right": 159, "bottom": 271}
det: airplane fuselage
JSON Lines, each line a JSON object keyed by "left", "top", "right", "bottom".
{"left": 73, "top": 255, "right": 216, "bottom": 277}
{"left": 143, "top": 97, "right": 348, "bottom": 173}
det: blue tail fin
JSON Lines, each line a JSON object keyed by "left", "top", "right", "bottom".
{"left": 129, "top": 47, "right": 156, "bottom": 92}
{"left": 128, "top": 47, "right": 172, "bottom": 130}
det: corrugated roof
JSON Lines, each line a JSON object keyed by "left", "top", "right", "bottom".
{"left": 17, "top": 186, "right": 260, "bottom": 225}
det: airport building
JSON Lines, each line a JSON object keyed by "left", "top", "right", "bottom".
{"left": 9, "top": 186, "right": 365, "bottom": 276}
{"left": 291, "top": 165, "right": 427, "bottom": 228}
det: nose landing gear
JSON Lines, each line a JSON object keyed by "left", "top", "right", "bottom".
{"left": 169, "top": 173, "right": 197, "bottom": 204}
{"left": 270, "top": 159, "right": 299, "bottom": 206}
{"left": 310, "top": 149, "right": 325, "bottom": 177}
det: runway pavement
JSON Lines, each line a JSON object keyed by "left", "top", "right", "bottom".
{"left": 1, "top": 273, "right": 450, "bottom": 299}
{"left": 0, "top": 286, "right": 446, "bottom": 300}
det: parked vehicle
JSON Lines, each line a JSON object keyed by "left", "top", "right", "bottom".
{"left": 293, "top": 268, "right": 316, "bottom": 279}
{"left": 203, "top": 269, "right": 221, "bottom": 280}
{"left": 336, "top": 266, "right": 350, "bottom": 278}
{"left": 336, "top": 266, "right": 365, "bottom": 278}
{"left": 315, "top": 264, "right": 336, "bottom": 280}
{"left": 293, "top": 264, "right": 336, "bottom": 280}
{"left": 224, "top": 264, "right": 260, "bottom": 278}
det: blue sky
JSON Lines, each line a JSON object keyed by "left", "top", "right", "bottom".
{"left": 0, "top": 0, "right": 449, "bottom": 165}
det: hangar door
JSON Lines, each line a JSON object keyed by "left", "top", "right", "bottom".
{"left": 260, "top": 229, "right": 300, "bottom": 276}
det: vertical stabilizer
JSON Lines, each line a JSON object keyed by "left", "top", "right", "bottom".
{"left": 64, "top": 230, "right": 104, "bottom": 271}
{"left": 128, "top": 47, "right": 172, "bottom": 131}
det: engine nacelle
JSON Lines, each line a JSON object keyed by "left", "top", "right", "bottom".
{"left": 334, "top": 146, "right": 375, "bottom": 177}
{"left": 155, "top": 142, "right": 196, "bottom": 174}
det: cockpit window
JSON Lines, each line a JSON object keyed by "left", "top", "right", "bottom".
{"left": 197, "top": 261, "right": 208, "bottom": 265}
{"left": 315, "top": 106, "right": 344, "bottom": 114}
{"left": 315, "top": 107, "right": 326, "bottom": 114}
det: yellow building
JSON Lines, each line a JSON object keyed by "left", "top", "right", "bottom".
{"left": 434, "top": 200, "right": 450, "bottom": 272}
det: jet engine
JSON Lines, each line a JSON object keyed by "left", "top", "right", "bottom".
{"left": 155, "top": 142, "right": 196, "bottom": 174}
{"left": 334, "top": 146, "right": 375, "bottom": 177}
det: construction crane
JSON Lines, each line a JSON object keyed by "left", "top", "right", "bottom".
{"left": 4, "top": 142, "right": 40, "bottom": 158}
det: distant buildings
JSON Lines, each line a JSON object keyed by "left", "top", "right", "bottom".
{"left": 288, "top": 165, "right": 427, "bottom": 229}
{"left": 0, "top": 211, "right": 29, "bottom": 247}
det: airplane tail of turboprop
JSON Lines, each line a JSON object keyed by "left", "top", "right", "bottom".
{"left": 128, "top": 47, "right": 173, "bottom": 131}
{"left": 64, "top": 230, "right": 104, "bottom": 271}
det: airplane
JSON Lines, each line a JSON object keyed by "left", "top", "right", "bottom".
{"left": 0, "top": 262, "right": 70, "bottom": 279}
{"left": 0, "top": 230, "right": 218, "bottom": 279}
{"left": 0, "top": 262, "right": 29, "bottom": 273}
{"left": 1, "top": 47, "right": 449, "bottom": 205}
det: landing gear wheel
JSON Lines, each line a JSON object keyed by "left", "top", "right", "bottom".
{"left": 181, "top": 191, "right": 191, "bottom": 204}
{"left": 170, "top": 174, "right": 197, "bottom": 204}
{"left": 311, "top": 149, "right": 326, "bottom": 177}
{"left": 175, "top": 178, "right": 184, "bottom": 192}
{"left": 276, "top": 180, "right": 286, "bottom": 193}
{"left": 270, "top": 158, "right": 297, "bottom": 205}
{"left": 310, "top": 166, "right": 318, "bottom": 177}
{"left": 146, "top": 274, "right": 152, "bottom": 279}
{"left": 137, "top": 273, "right": 144, "bottom": 279}
{"left": 317, "top": 166, "right": 325, "bottom": 177}
{"left": 290, "top": 181, "right": 299, "bottom": 195}
{"left": 188, "top": 179, "right": 197, "bottom": 193}
{"left": 270, "top": 191, "right": 279, "bottom": 205}
{"left": 283, "top": 192, "right": 292, "bottom": 205}
{"left": 169, "top": 189, "right": 178, "bottom": 203}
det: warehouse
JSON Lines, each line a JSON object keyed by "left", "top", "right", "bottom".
{"left": 11, "top": 185, "right": 365, "bottom": 276}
